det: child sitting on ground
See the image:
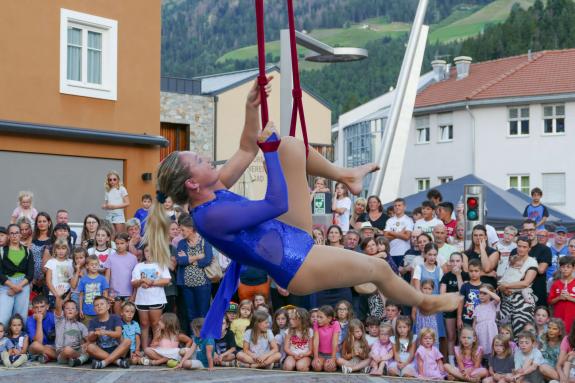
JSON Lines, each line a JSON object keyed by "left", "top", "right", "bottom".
{"left": 443, "top": 326, "right": 488, "bottom": 382}
{"left": 183, "top": 317, "right": 215, "bottom": 370}
{"left": 231, "top": 300, "right": 253, "bottom": 349}
{"left": 54, "top": 292, "right": 89, "bottom": 367}
{"left": 120, "top": 302, "right": 142, "bottom": 365}
{"left": 416, "top": 327, "right": 446, "bottom": 380}
{"left": 484, "top": 334, "right": 514, "bottom": 383}
{"left": 369, "top": 323, "right": 394, "bottom": 376}
{"left": 27, "top": 295, "right": 57, "bottom": 363}
{"left": 214, "top": 318, "right": 236, "bottom": 367}
{"left": 2, "top": 315, "right": 28, "bottom": 367}
{"left": 86, "top": 296, "right": 131, "bottom": 369}
{"left": 311, "top": 305, "right": 340, "bottom": 373}
{"left": 513, "top": 331, "right": 545, "bottom": 382}
{"left": 142, "top": 312, "right": 193, "bottom": 367}
{"left": 283, "top": 308, "right": 313, "bottom": 372}
{"left": 364, "top": 315, "right": 381, "bottom": 347}
{"left": 337, "top": 319, "right": 371, "bottom": 374}
{"left": 0, "top": 322, "right": 14, "bottom": 366}
{"left": 237, "top": 311, "right": 281, "bottom": 369}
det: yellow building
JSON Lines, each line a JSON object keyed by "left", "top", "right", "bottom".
{"left": 161, "top": 66, "right": 333, "bottom": 199}
{"left": 0, "top": 1, "right": 164, "bottom": 221}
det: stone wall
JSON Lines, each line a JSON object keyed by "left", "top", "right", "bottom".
{"left": 160, "top": 92, "right": 214, "bottom": 158}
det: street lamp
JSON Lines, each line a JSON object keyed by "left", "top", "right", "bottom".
{"left": 279, "top": 30, "right": 367, "bottom": 136}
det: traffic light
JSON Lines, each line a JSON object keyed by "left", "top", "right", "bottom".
{"left": 466, "top": 196, "right": 479, "bottom": 220}
{"left": 464, "top": 185, "right": 485, "bottom": 249}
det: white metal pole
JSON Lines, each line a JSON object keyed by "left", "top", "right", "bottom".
{"left": 280, "top": 29, "right": 293, "bottom": 137}
{"left": 369, "top": 0, "right": 429, "bottom": 196}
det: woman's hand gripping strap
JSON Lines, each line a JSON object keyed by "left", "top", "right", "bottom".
{"left": 257, "top": 132, "right": 281, "bottom": 152}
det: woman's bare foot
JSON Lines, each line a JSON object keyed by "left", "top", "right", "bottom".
{"left": 419, "top": 293, "right": 461, "bottom": 315}
{"left": 342, "top": 163, "right": 380, "bottom": 196}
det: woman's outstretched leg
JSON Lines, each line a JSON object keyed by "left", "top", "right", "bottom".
{"left": 275, "top": 137, "right": 378, "bottom": 234}
{"left": 305, "top": 145, "right": 378, "bottom": 196}
{"left": 288, "top": 245, "right": 461, "bottom": 315}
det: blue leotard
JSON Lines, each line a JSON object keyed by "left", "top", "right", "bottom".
{"left": 192, "top": 144, "right": 314, "bottom": 339}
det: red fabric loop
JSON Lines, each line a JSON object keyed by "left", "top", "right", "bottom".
{"left": 257, "top": 140, "right": 282, "bottom": 153}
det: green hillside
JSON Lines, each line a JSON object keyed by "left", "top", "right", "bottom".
{"left": 216, "top": 21, "right": 410, "bottom": 64}
{"left": 429, "top": 0, "right": 537, "bottom": 42}
{"left": 217, "top": 0, "right": 537, "bottom": 65}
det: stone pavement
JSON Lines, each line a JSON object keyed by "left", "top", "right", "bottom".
{"left": 0, "top": 364, "right": 440, "bottom": 383}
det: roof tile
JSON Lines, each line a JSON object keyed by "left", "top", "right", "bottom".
{"left": 415, "top": 49, "right": 575, "bottom": 108}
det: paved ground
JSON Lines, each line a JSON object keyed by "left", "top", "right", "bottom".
{"left": 0, "top": 364, "right": 443, "bottom": 383}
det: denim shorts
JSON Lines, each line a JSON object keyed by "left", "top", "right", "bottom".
{"left": 106, "top": 211, "right": 125, "bottom": 224}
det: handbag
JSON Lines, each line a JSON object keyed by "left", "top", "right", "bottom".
{"left": 204, "top": 253, "right": 223, "bottom": 283}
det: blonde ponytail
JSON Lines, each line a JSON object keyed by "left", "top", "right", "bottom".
{"left": 144, "top": 151, "right": 191, "bottom": 267}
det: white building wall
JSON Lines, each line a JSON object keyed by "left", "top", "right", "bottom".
{"left": 474, "top": 102, "right": 574, "bottom": 216}
{"left": 399, "top": 100, "right": 574, "bottom": 217}
{"left": 399, "top": 110, "right": 474, "bottom": 197}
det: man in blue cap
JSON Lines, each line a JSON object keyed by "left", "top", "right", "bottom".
{"left": 547, "top": 226, "right": 570, "bottom": 285}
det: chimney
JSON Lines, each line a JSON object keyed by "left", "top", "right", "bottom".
{"left": 431, "top": 59, "right": 447, "bottom": 82}
{"left": 454, "top": 56, "right": 472, "bottom": 79}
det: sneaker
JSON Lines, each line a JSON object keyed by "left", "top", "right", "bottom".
{"left": 166, "top": 359, "right": 178, "bottom": 368}
{"left": 69, "top": 358, "right": 82, "bottom": 367}
{"left": 37, "top": 354, "right": 49, "bottom": 364}
{"left": 117, "top": 359, "right": 130, "bottom": 369}
{"left": 362, "top": 366, "right": 371, "bottom": 374}
{"left": 140, "top": 357, "right": 150, "bottom": 366}
{"left": 342, "top": 366, "right": 351, "bottom": 374}
{"left": 92, "top": 360, "right": 105, "bottom": 369}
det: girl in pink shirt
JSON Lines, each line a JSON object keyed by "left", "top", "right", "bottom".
{"left": 312, "top": 305, "right": 340, "bottom": 372}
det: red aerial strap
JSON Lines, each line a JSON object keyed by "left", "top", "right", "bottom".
{"left": 254, "top": 0, "right": 309, "bottom": 155}
{"left": 286, "top": 0, "right": 309, "bottom": 156}
{"left": 254, "top": 0, "right": 269, "bottom": 129}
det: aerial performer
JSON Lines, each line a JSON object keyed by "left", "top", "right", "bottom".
{"left": 145, "top": 78, "right": 460, "bottom": 339}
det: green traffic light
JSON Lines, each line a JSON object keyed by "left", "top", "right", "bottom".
{"left": 467, "top": 210, "right": 478, "bottom": 220}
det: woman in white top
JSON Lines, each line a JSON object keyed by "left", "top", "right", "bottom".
{"left": 332, "top": 182, "right": 351, "bottom": 233}
{"left": 102, "top": 170, "right": 130, "bottom": 233}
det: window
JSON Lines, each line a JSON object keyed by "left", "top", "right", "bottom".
{"left": 344, "top": 120, "right": 375, "bottom": 194}
{"left": 543, "top": 105, "right": 565, "bottom": 134}
{"left": 508, "top": 107, "right": 530, "bottom": 136}
{"left": 542, "top": 173, "right": 566, "bottom": 205}
{"left": 439, "top": 176, "right": 453, "bottom": 184}
{"left": 509, "top": 175, "right": 530, "bottom": 194}
{"left": 417, "top": 178, "right": 430, "bottom": 192}
{"left": 438, "top": 113, "right": 453, "bottom": 142}
{"left": 416, "top": 116, "right": 430, "bottom": 144}
{"left": 60, "top": 9, "right": 117, "bottom": 100}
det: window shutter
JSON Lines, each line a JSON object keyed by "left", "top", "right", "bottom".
{"left": 542, "top": 173, "right": 566, "bottom": 205}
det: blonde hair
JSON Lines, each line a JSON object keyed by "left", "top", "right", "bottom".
{"left": 104, "top": 171, "right": 123, "bottom": 192}
{"left": 51, "top": 238, "right": 70, "bottom": 258}
{"left": 379, "top": 323, "right": 394, "bottom": 336}
{"left": 159, "top": 313, "right": 181, "bottom": 340}
{"left": 144, "top": 151, "right": 189, "bottom": 266}
{"left": 418, "top": 327, "right": 437, "bottom": 345}
{"left": 18, "top": 190, "right": 34, "bottom": 204}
